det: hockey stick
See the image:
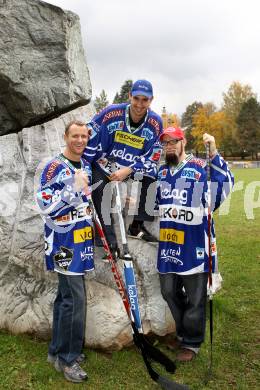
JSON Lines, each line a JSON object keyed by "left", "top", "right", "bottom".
{"left": 110, "top": 162, "right": 142, "bottom": 331}
{"left": 87, "top": 194, "right": 189, "bottom": 390}
{"left": 205, "top": 143, "right": 213, "bottom": 375}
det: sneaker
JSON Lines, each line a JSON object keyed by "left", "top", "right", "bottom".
{"left": 102, "top": 244, "right": 120, "bottom": 263}
{"left": 55, "top": 359, "right": 88, "bottom": 383}
{"left": 128, "top": 223, "right": 157, "bottom": 243}
{"left": 47, "top": 353, "right": 85, "bottom": 365}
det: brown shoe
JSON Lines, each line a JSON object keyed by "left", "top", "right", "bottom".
{"left": 176, "top": 348, "right": 196, "bottom": 362}
{"left": 166, "top": 338, "right": 181, "bottom": 351}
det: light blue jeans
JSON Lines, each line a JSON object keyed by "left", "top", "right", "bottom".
{"left": 48, "top": 273, "right": 86, "bottom": 365}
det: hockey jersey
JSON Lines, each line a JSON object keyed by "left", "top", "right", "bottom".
{"left": 156, "top": 154, "right": 234, "bottom": 275}
{"left": 37, "top": 155, "right": 94, "bottom": 275}
{"left": 84, "top": 103, "right": 163, "bottom": 178}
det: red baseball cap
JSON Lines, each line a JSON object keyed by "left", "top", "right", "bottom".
{"left": 159, "top": 127, "right": 185, "bottom": 141}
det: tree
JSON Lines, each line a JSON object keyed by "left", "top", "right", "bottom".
{"left": 181, "top": 101, "right": 203, "bottom": 151}
{"left": 113, "top": 80, "right": 133, "bottom": 104}
{"left": 221, "top": 82, "right": 257, "bottom": 156}
{"left": 191, "top": 105, "right": 231, "bottom": 154}
{"left": 94, "top": 89, "right": 109, "bottom": 113}
{"left": 236, "top": 97, "right": 260, "bottom": 159}
{"left": 222, "top": 81, "right": 256, "bottom": 122}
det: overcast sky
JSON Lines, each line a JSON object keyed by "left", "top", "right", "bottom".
{"left": 45, "top": 0, "right": 260, "bottom": 117}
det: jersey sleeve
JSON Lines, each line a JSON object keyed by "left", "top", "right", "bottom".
{"left": 37, "top": 161, "right": 85, "bottom": 218}
{"left": 208, "top": 154, "right": 234, "bottom": 211}
{"left": 83, "top": 107, "right": 111, "bottom": 163}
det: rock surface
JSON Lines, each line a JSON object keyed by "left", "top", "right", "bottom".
{"left": 0, "top": 0, "right": 91, "bottom": 135}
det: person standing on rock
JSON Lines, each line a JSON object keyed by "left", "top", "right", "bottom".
{"left": 156, "top": 127, "right": 234, "bottom": 362}
{"left": 37, "top": 121, "right": 93, "bottom": 383}
{"left": 84, "top": 79, "right": 163, "bottom": 259}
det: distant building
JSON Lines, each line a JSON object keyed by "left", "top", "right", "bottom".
{"left": 161, "top": 106, "right": 180, "bottom": 129}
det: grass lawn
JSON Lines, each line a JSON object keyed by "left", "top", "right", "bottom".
{"left": 0, "top": 169, "right": 259, "bottom": 390}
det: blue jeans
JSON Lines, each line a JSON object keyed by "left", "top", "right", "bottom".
{"left": 48, "top": 273, "right": 86, "bottom": 365}
{"left": 159, "top": 272, "right": 208, "bottom": 350}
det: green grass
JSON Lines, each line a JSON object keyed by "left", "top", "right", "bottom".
{"left": 0, "top": 169, "right": 259, "bottom": 389}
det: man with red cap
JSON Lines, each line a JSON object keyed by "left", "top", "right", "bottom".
{"left": 156, "top": 127, "right": 234, "bottom": 361}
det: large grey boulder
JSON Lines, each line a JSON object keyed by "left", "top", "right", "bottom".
{"left": 0, "top": 106, "right": 175, "bottom": 350}
{"left": 0, "top": 0, "right": 176, "bottom": 351}
{"left": 0, "top": 0, "right": 91, "bottom": 135}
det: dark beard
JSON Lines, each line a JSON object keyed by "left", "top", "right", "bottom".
{"left": 165, "top": 153, "right": 179, "bottom": 166}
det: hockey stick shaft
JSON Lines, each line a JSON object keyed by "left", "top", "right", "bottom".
{"left": 206, "top": 143, "right": 213, "bottom": 368}
{"left": 110, "top": 161, "right": 132, "bottom": 258}
{"left": 110, "top": 169, "right": 143, "bottom": 329}
{"left": 206, "top": 143, "right": 213, "bottom": 292}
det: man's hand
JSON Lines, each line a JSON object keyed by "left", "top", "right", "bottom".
{"left": 203, "top": 133, "right": 217, "bottom": 158}
{"left": 109, "top": 167, "right": 133, "bottom": 182}
{"left": 74, "top": 169, "right": 89, "bottom": 193}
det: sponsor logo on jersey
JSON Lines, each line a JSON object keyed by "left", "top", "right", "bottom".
{"left": 160, "top": 186, "right": 188, "bottom": 205}
{"left": 88, "top": 123, "right": 98, "bottom": 139}
{"left": 39, "top": 188, "right": 53, "bottom": 203}
{"left": 196, "top": 247, "right": 205, "bottom": 259}
{"left": 160, "top": 206, "right": 194, "bottom": 221}
{"left": 107, "top": 121, "right": 124, "bottom": 134}
{"left": 53, "top": 246, "right": 73, "bottom": 271}
{"left": 151, "top": 147, "right": 161, "bottom": 162}
{"left": 148, "top": 117, "right": 160, "bottom": 135}
{"left": 102, "top": 109, "right": 124, "bottom": 123}
{"left": 190, "top": 158, "right": 206, "bottom": 168}
{"left": 141, "top": 127, "right": 154, "bottom": 141}
{"left": 110, "top": 147, "right": 138, "bottom": 163}
{"left": 159, "top": 205, "right": 203, "bottom": 225}
{"left": 160, "top": 246, "right": 183, "bottom": 264}
{"left": 80, "top": 246, "right": 94, "bottom": 261}
{"left": 57, "top": 168, "right": 72, "bottom": 182}
{"left": 158, "top": 169, "right": 167, "bottom": 179}
{"left": 46, "top": 160, "right": 60, "bottom": 181}
{"left": 115, "top": 131, "right": 145, "bottom": 149}
{"left": 159, "top": 228, "right": 185, "bottom": 244}
{"left": 55, "top": 203, "right": 92, "bottom": 225}
{"left": 73, "top": 226, "right": 93, "bottom": 243}
{"left": 160, "top": 247, "right": 181, "bottom": 258}
{"left": 181, "top": 168, "right": 201, "bottom": 181}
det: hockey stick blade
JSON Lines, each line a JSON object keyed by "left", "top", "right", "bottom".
{"left": 157, "top": 376, "right": 190, "bottom": 390}
{"left": 137, "top": 333, "right": 176, "bottom": 373}
{"left": 136, "top": 334, "right": 190, "bottom": 390}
